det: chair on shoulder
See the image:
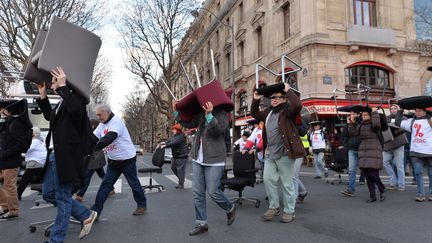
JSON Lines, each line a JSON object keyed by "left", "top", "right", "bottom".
{"left": 221, "top": 151, "right": 260, "bottom": 208}
{"left": 138, "top": 147, "right": 164, "bottom": 192}
{"left": 28, "top": 183, "right": 81, "bottom": 237}
{"left": 325, "top": 147, "right": 348, "bottom": 185}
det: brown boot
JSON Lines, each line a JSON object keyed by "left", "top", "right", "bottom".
{"left": 132, "top": 207, "right": 146, "bottom": 216}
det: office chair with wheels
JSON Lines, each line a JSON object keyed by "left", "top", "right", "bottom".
{"left": 138, "top": 147, "right": 164, "bottom": 192}
{"left": 221, "top": 151, "right": 260, "bottom": 208}
{"left": 325, "top": 147, "right": 348, "bottom": 185}
{"left": 28, "top": 183, "right": 82, "bottom": 237}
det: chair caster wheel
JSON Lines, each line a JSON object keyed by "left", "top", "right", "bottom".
{"left": 44, "top": 230, "right": 51, "bottom": 237}
{"left": 255, "top": 202, "right": 260, "bottom": 208}
{"left": 29, "top": 226, "right": 36, "bottom": 233}
{"left": 35, "top": 202, "right": 40, "bottom": 206}
{"left": 326, "top": 181, "right": 329, "bottom": 184}
{"left": 339, "top": 181, "right": 342, "bottom": 184}
{"left": 238, "top": 201, "right": 242, "bottom": 205}
{"left": 330, "top": 182, "right": 334, "bottom": 185}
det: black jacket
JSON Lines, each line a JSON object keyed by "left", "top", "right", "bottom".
{"left": 165, "top": 133, "right": 189, "bottom": 159}
{"left": 37, "top": 86, "right": 93, "bottom": 185}
{"left": 342, "top": 122, "right": 361, "bottom": 151}
{"left": 0, "top": 117, "right": 28, "bottom": 169}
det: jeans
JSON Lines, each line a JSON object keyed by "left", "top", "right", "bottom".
{"left": 383, "top": 146, "right": 405, "bottom": 188}
{"left": 313, "top": 152, "right": 328, "bottom": 177}
{"left": 76, "top": 167, "right": 112, "bottom": 197}
{"left": 362, "top": 168, "right": 385, "bottom": 199}
{"left": 42, "top": 153, "right": 91, "bottom": 243}
{"left": 347, "top": 150, "right": 359, "bottom": 193}
{"left": 91, "top": 158, "right": 146, "bottom": 216}
{"left": 264, "top": 155, "right": 296, "bottom": 214}
{"left": 411, "top": 157, "right": 432, "bottom": 196}
{"left": 171, "top": 157, "right": 187, "bottom": 185}
{"left": 192, "top": 162, "right": 233, "bottom": 224}
{"left": 293, "top": 158, "right": 307, "bottom": 198}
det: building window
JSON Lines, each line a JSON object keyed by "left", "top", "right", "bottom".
{"left": 345, "top": 65, "right": 390, "bottom": 88}
{"left": 216, "top": 1, "right": 220, "bottom": 13}
{"left": 238, "top": 42, "right": 245, "bottom": 66}
{"left": 225, "top": 52, "right": 231, "bottom": 79}
{"left": 216, "top": 30, "right": 220, "bottom": 48}
{"left": 256, "top": 27, "right": 263, "bottom": 57}
{"left": 215, "top": 62, "right": 220, "bottom": 80}
{"left": 207, "top": 41, "right": 211, "bottom": 59}
{"left": 353, "top": 0, "right": 377, "bottom": 27}
{"left": 239, "top": 92, "right": 247, "bottom": 109}
{"left": 283, "top": 3, "right": 291, "bottom": 39}
{"left": 238, "top": 2, "right": 244, "bottom": 23}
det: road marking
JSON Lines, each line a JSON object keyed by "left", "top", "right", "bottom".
{"left": 114, "top": 179, "right": 122, "bottom": 193}
{"left": 21, "top": 187, "right": 37, "bottom": 198}
{"left": 165, "top": 174, "right": 192, "bottom": 188}
{"left": 30, "top": 203, "right": 54, "bottom": 210}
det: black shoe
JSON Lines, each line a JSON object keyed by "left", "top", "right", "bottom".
{"left": 380, "top": 192, "right": 386, "bottom": 202}
{"left": 189, "top": 224, "right": 208, "bottom": 236}
{"left": 324, "top": 172, "right": 329, "bottom": 178}
{"left": 226, "top": 205, "right": 236, "bottom": 225}
{"left": 175, "top": 184, "right": 184, "bottom": 189}
{"left": 366, "top": 198, "right": 377, "bottom": 203}
{"left": 313, "top": 176, "right": 321, "bottom": 179}
{"left": 297, "top": 192, "right": 308, "bottom": 203}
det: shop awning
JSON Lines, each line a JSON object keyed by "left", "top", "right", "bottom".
{"left": 302, "top": 99, "right": 390, "bottom": 116}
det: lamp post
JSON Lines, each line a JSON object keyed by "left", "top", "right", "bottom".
{"left": 191, "top": 7, "right": 236, "bottom": 152}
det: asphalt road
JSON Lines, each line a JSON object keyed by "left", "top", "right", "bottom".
{"left": 2, "top": 153, "right": 431, "bottom": 243}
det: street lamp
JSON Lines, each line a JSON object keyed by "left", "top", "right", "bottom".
{"left": 191, "top": 7, "right": 236, "bottom": 152}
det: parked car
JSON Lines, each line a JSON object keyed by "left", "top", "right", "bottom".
{"left": 134, "top": 144, "right": 144, "bottom": 155}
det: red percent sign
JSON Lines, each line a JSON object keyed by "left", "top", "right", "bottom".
{"left": 413, "top": 123, "right": 424, "bottom": 137}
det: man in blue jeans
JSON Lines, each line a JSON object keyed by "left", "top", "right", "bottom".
{"left": 91, "top": 104, "right": 147, "bottom": 216}
{"left": 36, "top": 67, "right": 97, "bottom": 242}
{"left": 341, "top": 111, "right": 365, "bottom": 196}
{"left": 174, "top": 100, "right": 236, "bottom": 236}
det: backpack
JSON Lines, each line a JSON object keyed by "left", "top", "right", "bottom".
{"left": 152, "top": 147, "right": 165, "bottom": 167}
{"left": 9, "top": 118, "right": 33, "bottom": 153}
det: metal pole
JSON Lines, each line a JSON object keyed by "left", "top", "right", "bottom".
{"left": 230, "top": 24, "right": 235, "bottom": 154}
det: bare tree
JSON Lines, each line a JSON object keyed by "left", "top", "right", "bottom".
{"left": 91, "top": 54, "right": 112, "bottom": 104}
{"left": 118, "top": 0, "right": 199, "bottom": 121}
{"left": 123, "top": 89, "right": 149, "bottom": 147}
{"left": 415, "top": 1, "right": 432, "bottom": 40}
{"left": 0, "top": 0, "right": 105, "bottom": 95}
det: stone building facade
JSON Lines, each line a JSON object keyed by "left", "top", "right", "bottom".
{"left": 174, "top": 0, "right": 432, "bottom": 138}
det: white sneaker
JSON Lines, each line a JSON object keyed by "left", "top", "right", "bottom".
{"left": 79, "top": 211, "right": 98, "bottom": 239}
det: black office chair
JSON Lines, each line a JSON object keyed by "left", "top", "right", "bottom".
{"left": 221, "top": 151, "right": 260, "bottom": 208}
{"left": 28, "top": 183, "right": 81, "bottom": 237}
{"left": 138, "top": 147, "right": 164, "bottom": 192}
{"left": 325, "top": 147, "right": 348, "bottom": 185}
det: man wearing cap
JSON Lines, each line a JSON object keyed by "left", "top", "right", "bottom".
{"left": 0, "top": 99, "right": 32, "bottom": 221}
{"left": 309, "top": 121, "right": 329, "bottom": 179}
{"left": 159, "top": 124, "right": 189, "bottom": 189}
{"left": 251, "top": 83, "right": 305, "bottom": 223}
{"left": 396, "top": 99, "right": 432, "bottom": 202}
{"left": 36, "top": 67, "right": 98, "bottom": 241}
{"left": 382, "top": 104, "right": 408, "bottom": 191}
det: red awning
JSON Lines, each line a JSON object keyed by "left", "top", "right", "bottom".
{"left": 302, "top": 99, "right": 391, "bottom": 116}
{"left": 347, "top": 61, "right": 396, "bottom": 73}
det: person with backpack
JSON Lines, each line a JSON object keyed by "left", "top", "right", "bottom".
{"left": 17, "top": 127, "right": 47, "bottom": 200}
{"left": 91, "top": 104, "right": 147, "bottom": 216}
{"left": 74, "top": 119, "right": 115, "bottom": 202}
{"left": 0, "top": 99, "right": 33, "bottom": 220}
{"left": 395, "top": 98, "right": 432, "bottom": 202}
{"left": 309, "top": 121, "right": 329, "bottom": 179}
{"left": 349, "top": 106, "right": 386, "bottom": 203}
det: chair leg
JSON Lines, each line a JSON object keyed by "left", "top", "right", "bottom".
{"left": 142, "top": 172, "right": 164, "bottom": 192}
